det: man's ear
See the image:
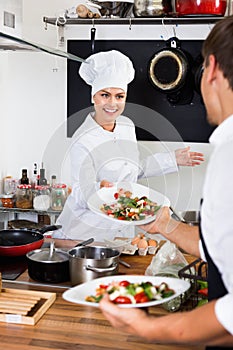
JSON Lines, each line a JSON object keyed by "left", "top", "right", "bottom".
{"left": 206, "top": 54, "right": 218, "bottom": 84}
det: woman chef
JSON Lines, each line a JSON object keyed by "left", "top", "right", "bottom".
{"left": 54, "top": 50, "right": 203, "bottom": 241}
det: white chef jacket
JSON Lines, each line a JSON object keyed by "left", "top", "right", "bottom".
{"left": 199, "top": 114, "right": 233, "bottom": 335}
{"left": 55, "top": 113, "right": 177, "bottom": 241}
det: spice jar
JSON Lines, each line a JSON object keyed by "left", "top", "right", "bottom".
{"left": 0, "top": 194, "right": 14, "bottom": 208}
{"left": 3, "top": 176, "right": 18, "bottom": 195}
{"left": 15, "top": 184, "right": 33, "bottom": 209}
{"left": 33, "top": 185, "right": 51, "bottom": 211}
{"left": 51, "top": 184, "right": 67, "bottom": 211}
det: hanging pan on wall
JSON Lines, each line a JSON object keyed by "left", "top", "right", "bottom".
{"left": 192, "top": 54, "right": 204, "bottom": 96}
{"left": 148, "top": 37, "right": 194, "bottom": 105}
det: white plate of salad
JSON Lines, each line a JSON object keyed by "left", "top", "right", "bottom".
{"left": 87, "top": 182, "right": 170, "bottom": 226}
{"left": 62, "top": 275, "right": 190, "bottom": 308}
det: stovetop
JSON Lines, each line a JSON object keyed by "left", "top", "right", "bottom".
{"left": 0, "top": 255, "right": 28, "bottom": 280}
{"left": 0, "top": 242, "right": 51, "bottom": 281}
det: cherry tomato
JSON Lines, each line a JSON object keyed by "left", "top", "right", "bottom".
{"left": 134, "top": 292, "right": 149, "bottom": 303}
{"left": 107, "top": 209, "right": 113, "bottom": 215}
{"left": 119, "top": 280, "right": 130, "bottom": 287}
{"left": 113, "top": 296, "right": 132, "bottom": 304}
{"left": 198, "top": 288, "right": 208, "bottom": 297}
{"left": 117, "top": 216, "right": 126, "bottom": 220}
{"left": 99, "top": 284, "right": 109, "bottom": 289}
{"left": 114, "top": 193, "right": 119, "bottom": 199}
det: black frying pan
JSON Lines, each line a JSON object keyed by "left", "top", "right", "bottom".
{"left": 148, "top": 37, "right": 189, "bottom": 93}
{"left": 0, "top": 225, "right": 61, "bottom": 257}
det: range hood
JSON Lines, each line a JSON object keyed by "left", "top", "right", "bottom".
{"left": 0, "top": 31, "right": 86, "bottom": 63}
{"left": 0, "top": 35, "right": 35, "bottom": 51}
{"left": 0, "top": 0, "right": 85, "bottom": 63}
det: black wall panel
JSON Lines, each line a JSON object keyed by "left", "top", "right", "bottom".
{"left": 67, "top": 39, "right": 215, "bottom": 142}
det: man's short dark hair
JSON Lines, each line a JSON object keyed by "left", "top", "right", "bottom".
{"left": 202, "top": 15, "right": 233, "bottom": 90}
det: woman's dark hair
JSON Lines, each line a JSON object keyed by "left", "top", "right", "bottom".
{"left": 202, "top": 15, "right": 233, "bottom": 90}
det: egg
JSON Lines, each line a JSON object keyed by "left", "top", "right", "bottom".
{"left": 137, "top": 238, "right": 148, "bottom": 249}
{"left": 138, "top": 232, "right": 145, "bottom": 239}
{"left": 131, "top": 235, "right": 141, "bottom": 245}
{"left": 148, "top": 239, "right": 158, "bottom": 247}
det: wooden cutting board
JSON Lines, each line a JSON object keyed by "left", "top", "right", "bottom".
{"left": 0, "top": 287, "right": 56, "bottom": 325}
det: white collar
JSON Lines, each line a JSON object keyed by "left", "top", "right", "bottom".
{"left": 209, "top": 114, "right": 233, "bottom": 146}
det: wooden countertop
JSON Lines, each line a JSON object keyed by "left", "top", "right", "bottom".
{"left": 1, "top": 239, "right": 204, "bottom": 350}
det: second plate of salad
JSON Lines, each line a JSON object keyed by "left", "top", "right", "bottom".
{"left": 87, "top": 182, "right": 170, "bottom": 226}
{"left": 62, "top": 275, "right": 190, "bottom": 308}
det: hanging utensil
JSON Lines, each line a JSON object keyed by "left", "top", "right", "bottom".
{"left": 91, "top": 27, "right": 96, "bottom": 54}
{"left": 148, "top": 37, "right": 189, "bottom": 93}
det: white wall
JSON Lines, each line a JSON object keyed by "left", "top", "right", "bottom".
{"left": 0, "top": 0, "right": 214, "bottom": 210}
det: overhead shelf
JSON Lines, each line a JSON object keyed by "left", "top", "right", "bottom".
{"left": 43, "top": 16, "right": 224, "bottom": 26}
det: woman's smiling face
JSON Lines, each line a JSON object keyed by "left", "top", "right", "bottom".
{"left": 93, "top": 88, "right": 126, "bottom": 130}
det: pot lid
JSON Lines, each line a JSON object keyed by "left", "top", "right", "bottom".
{"left": 28, "top": 241, "right": 68, "bottom": 262}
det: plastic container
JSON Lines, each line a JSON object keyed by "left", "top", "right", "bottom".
{"left": 33, "top": 185, "right": 51, "bottom": 211}
{"left": 15, "top": 185, "right": 33, "bottom": 209}
{"left": 175, "top": 0, "right": 227, "bottom": 16}
{"left": 50, "top": 184, "right": 67, "bottom": 211}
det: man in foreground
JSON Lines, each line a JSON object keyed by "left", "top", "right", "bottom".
{"left": 99, "top": 15, "right": 233, "bottom": 349}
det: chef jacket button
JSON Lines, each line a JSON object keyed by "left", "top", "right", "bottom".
{"left": 124, "top": 162, "right": 128, "bottom": 165}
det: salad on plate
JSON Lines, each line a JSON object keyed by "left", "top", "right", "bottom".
{"left": 100, "top": 188, "right": 161, "bottom": 222}
{"left": 85, "top": 279, "right": 175, "bottom": 304}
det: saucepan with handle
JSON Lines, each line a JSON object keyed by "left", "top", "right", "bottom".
{"left": 68, "top": 245, "right": 121, "bottom": 286}
{"left": 26, "top": 238, "right": 94, "bottom": 283}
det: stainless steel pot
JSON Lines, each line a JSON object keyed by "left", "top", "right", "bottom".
{"left": 26, "top": 238, "right": 94, "bottom": 283}
{"left": 134, "top": 0, "right": 172, "bottom": 17}
{"left": 68, "top": 246, "right": 120, "bottom": 286}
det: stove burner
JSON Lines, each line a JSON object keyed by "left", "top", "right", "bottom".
{"left": 0, "top": 255, "right": 27, "bottom": 280}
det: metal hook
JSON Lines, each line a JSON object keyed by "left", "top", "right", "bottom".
{"left": 172, "top": 25, "right": 177, "bottom": 38}
{"left": 161, "top": 17, "right": 170, "bottom": 40}
{"left": 92, "top": 18, "right": 95, "bottom": 28}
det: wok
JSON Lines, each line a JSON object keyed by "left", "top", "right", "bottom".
{"left": 0, "top": 225, "right": 61, "bottom": 257}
